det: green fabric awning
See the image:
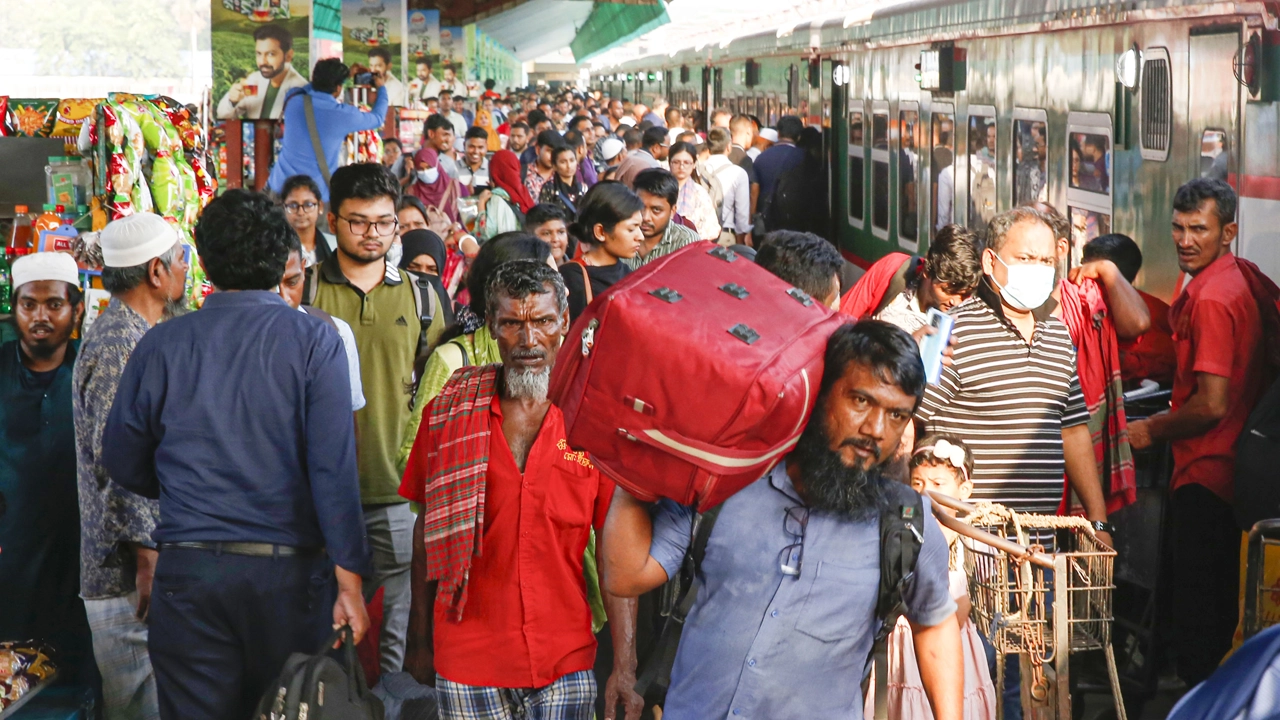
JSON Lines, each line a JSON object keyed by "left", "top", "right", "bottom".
{"left": 570, "top": 1, "right": 670, "bottom": 63}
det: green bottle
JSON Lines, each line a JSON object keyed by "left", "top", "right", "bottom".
{"left": 0, "top": 253, "right": 11, "bottom": 314}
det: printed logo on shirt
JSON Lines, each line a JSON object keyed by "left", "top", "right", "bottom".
{"left": 396, "top": 316, "right": 409, "bottom": 326}
{"left": 556, "top": 438, "right": 595, "bottom": 470}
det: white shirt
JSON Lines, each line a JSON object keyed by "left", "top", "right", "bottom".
{"left": 298, "top": 306, "right": 366, "bottom": 412}
{"left": 446, "top": 111, "right": 468, "bottom": 137}
{"left": 216, "top": 64, "right": 309, "bottom": 120}
{"left": 875, "top": 289, "right": 929, "bottom": 335}
{"left": 703, "top": 154, "right": 750, "bottom": 234}
{"left": 409, "top": 76, "right": 444, "bottom": 105}
{"left": 936, "top": 164, "right": 954, "bottom": 230}
{"left": 457, "top": 156, "right": 490, "bottom": 190}
{"left": 746, "top": 146, "right": 762, "bottom": 161}
{"left": 383, "top": 75, "right": 408, "bottom": 107}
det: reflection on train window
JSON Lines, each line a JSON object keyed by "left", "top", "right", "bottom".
{"left": 899, "top": 110, "right": 920, "bottom": 242}
{"left": 873, "top": 113, "right": 889, "bottom": 149}
{"left": 931, "top": 112, "right": 955, "bottom": 233}
{"left": 1069, "top": 132, "right": 1111, "bottom": 194}
{"left": 1014, "top": 120, "right": 1048, "bottom": 206}
{"left": 873, "top": 162, "right": 889, "bottom": 230}
{"left": 1069, "top": 206, "right": 1111, "bottom": 265}
{"left": 968, "top": 115, "right": 997, "bottom": 232}
{"left": 850, "top": 111, "right": 865, "bottom": 146}
{"left": 1200, "top": 129, "right": 1229, "bottom": 181}
{"left": 850, "top": 156, "right": 865, "bottom": 221}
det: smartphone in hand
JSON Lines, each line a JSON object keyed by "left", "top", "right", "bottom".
{"left": 920, "top": 308, "right": 954, "bottom": 385}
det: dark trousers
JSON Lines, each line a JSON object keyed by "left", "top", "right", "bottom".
{"left": 149, "top": 547, "right": 337, "bottom": 720}
{"left": 1171, "top": 483, "right": 1241, "bottom": 686}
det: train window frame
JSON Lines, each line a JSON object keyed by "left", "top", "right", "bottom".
{"left": 966, "top": 105, "right": 998, "bottom": 234}
{"left": 928, "top": 102, "right": 955, "bottom": 240}
{"left": 1066, "top": 112, "right": 1115, "bottom": 266}
{"left": 897, "top": 100, "right": 922, "bottom": 251}
{"left": 1140, "top": 47, "right": 1172, "bottom": 162}
{"left": 848, "top": 98, "right": 866, "bottom": 229}
{"left": 870, "top": 100, "right": 891, "bottom": 239}
{"left": 1012, "top": 107, "right": 1050, "bottom": 207}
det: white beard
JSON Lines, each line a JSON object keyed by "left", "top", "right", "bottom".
{"left": 504, "top": 365, "right": 551, "bottom": 401}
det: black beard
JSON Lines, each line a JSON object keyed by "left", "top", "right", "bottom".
{"left": 792, "top": 412, "right": 891, "bottom": 521}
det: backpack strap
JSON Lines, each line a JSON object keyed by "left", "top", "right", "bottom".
{"left": 866, "top": 482, "right": 926, "bottom": 719}
{"left": 634, "top": 503, "right": 725, "bottom": 702}
{"left": 301, "top": 264, "right": 320, "bottom": 307}
{"left": 302, "top": 94, "right": 331, "bottom": 191}
{"left": 407, "top": 270, "right": 436, "bottom": 360}
{"left": 301, "top": 304, "right": 339, "bottom": 333}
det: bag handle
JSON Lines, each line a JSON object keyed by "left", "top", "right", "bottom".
{"left": 315, "top": 625, "right": 371, "bottom": 703}
{"left": 303, "top": 95, "right": 331, "bottom": 191}
{"left": 570, "top": 258, "right": 593, "bottom": 305}
{"left": 626, "top": 425, "right": 801, "bottom": 474}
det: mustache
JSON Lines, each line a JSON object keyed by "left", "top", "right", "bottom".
{"left": 510, "top": 349, "right": 547, "bottom": 361}
{"left": 27, "top": 323, "right": 55, "bottom": 334}
{"left": 840, "top": 438, "right": 881, "bottom": 460}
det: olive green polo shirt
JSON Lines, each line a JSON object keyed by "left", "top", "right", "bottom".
{"left": 313, "top": 256, "right": 445, "bottom": 504}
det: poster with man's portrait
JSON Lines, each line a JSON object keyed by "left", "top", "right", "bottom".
{"left": 213, "top": 0, "right": 312, "bottom": 121}
{"left": 342, "top": 0, "right": 408, "bottom": 106}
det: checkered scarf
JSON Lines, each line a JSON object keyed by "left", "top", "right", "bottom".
{"left": 405, "top": 363, "right": 500, "bottom": 621}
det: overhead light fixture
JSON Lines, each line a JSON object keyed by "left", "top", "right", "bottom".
{"left": 1115, "top": 43, "right": 1141, "bottom": 90}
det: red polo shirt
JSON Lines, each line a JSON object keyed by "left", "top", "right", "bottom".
{"left": 1119, "top": 289, "right": 1176, "bottom": 385}
{"left": 1169, "top": 254, "right": 1266, "bottom": 500}
{"left": 400, "top": 395, "right": 614, "bottom": 688}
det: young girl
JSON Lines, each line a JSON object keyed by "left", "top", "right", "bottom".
{"left": 888, "top": 435, "right": 997, "bottom": 720}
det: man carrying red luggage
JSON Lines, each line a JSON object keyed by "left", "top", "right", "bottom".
{"left": 601, "top": 321, "right": 964, "bottom": 720}
{"left": 400, "top": 260, "right": 642, "bottom": 720}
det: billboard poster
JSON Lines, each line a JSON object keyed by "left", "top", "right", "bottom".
{"left": 342, "top": 0, "right": 408, "bottom": 106}
{"left": 213, "top": 0, "right": 312, "bottom": 120}
{"left": 439, "top": 26, "right": 464, "bottom": 95}
{"left": 404, "top": 8, "right": 440, "bottom": 106}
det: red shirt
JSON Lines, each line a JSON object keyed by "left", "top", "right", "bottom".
{"left": 1169, "top": 254, "right": 1266, "bottom": 500}
{"left": 400, "top": 396, "right": 614, "bottom": 688}
{"left": 1119, "top": 290, "right": 1176, "bottom": 385}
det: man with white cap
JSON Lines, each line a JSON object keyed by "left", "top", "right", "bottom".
{"left": 750, "top": 127, "right": 778, "bottom": 161}
{"left": 598, "top": 137, "right": 626, "bottom": 182}
{"left": 0, "top": 252, "right": 94, "bottom": 691}
{"left": 73, "top": 213, "right": 188, "bottom": 720}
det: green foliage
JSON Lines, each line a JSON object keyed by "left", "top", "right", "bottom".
{"left": 0, "top": 0, "right": 191, "bottom": 78}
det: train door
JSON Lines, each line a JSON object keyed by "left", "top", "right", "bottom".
{"left": 1187, "top": 28, "right": 1242, "bottom": 249}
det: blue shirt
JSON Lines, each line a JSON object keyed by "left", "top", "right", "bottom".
{"left": 102, "top": 291, "right": 369, "bottom": 574}
{"left": 649, "top": 461, "right": 956, "bottom": 720}
{"left": 267, "top": 84, "right": 389, "bottom": 202}
{"left": 752, "top": 142, "right": 806, "bottom": 202}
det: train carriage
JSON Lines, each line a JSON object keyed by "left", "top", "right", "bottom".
{"left": 596, "top": 0, "right": 1280, "bottom": 298}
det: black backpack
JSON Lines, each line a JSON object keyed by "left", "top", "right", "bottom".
{"left": 255, "top": 625, "right": 384, "bottom": 720}
{"left": 634, "top": 481, "right": 926, "bottom": 707}
{"left": 1234, "top": 375, "right": 1280, "bottom": 531}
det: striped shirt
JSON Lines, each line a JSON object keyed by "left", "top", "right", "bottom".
{"left": 916, "top": 287, "right": 1088, "bottom": 515}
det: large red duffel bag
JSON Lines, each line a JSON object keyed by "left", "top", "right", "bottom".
{"left": 549, "top": 242, "right": 850, "bottom": 511}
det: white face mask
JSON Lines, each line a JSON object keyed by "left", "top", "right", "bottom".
{"left": 991, "top": 252, "right": 1055, "bottom": 311}
{"left": 417, "top": 166, "right": 439, "bottom": 184}
{"left": 387, "top": 240, "right": 403, "bottom": 268}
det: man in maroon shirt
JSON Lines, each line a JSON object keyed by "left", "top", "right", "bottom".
{"left": 401, "top": 260, "right": 642, "bottom": 720}
{"left": 1128, "top": 179, "right": 1268, "bottom": 687}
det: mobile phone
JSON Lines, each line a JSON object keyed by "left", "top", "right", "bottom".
{"left": 920, "top": 308, "right": 954, "bottom": 385}
{"left": 355, "top": 72, "right": 374, "bottom": 86}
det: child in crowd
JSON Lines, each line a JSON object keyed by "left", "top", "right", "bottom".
{"left": 887, "top": 435, "right": 997, "bottom": 720}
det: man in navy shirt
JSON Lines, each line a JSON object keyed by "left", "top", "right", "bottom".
{"left": 103, "top": 189, "right": 371, "bottom": 720}
{"left": 602, "top": 321, "right": 963, "bottom": 720}
{"left": 752, "top": 115, "right": 807, "bottom": 211}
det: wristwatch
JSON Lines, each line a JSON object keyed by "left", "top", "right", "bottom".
{"left": 1091, "top": 520, "right": 1117, "bottom": 535}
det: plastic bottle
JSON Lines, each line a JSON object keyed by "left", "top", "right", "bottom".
{"left": 34, "top": 204, "right": 61, "bottom": 234}
{"left": 7, "top": 205, "right": 34, "bottom": 260}
{"left": 0, "top": 254, "right": 10, "bottom": 314}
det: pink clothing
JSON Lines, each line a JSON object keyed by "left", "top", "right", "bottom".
{"left": 877, "top": 545, "right": 997, "bottom": 720}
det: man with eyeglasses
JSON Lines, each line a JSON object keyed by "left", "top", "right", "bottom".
{"left": 308, "top": 163, "right": 446, "bottom": 677}
{"left": 602, "top": 321, "right": 963, "bottom": 720}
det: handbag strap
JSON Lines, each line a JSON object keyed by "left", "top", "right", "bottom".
{"left": 571, "top": 258, "right": 593, "bottom": 305}
{"left": 303, "top": 94, "right": 331, "bottom": 190}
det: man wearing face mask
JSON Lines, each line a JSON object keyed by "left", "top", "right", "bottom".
{"left": 916, "top": 206, "right": 1112, "bottom": 534}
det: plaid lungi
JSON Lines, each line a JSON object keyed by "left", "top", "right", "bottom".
{"left": 436, "top": 670, "right": 596, "bottom": 720}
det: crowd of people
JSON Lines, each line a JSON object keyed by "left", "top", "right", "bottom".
{"left": 1, "top": 68, "right": 1278, "bottom": 720}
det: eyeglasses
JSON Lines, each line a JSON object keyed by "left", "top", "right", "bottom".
{"left": 338, "top": 215, "right": 399, "bottom": 237}
{"left": 284, "top": 201, "right": 319, "bottom": 214}
{"left": 779, "top": 506, "right": 809, "bottom": 577}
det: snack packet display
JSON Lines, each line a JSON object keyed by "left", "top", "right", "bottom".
{"left": 149, "top": 152, "right": 185, "bottom": 220}
{"left": 8, "top": 99, "right": 58, "bottom": 137}
{"left": 48, "top": 98, "right": 103, "bottom": 137}
{"left": 0, "top": 641, "right": 58, "bottom": 711}
{"left": 152, "top": 95, "right": 205, "bottom": 154}
{"left": 189, "top": 155, "right": 215, "bottom": 209}
{"left": 0, "top": 96, "right": 13, "bottom": 137}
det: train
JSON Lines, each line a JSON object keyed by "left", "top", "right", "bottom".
{"left": 591, "top": 0, "right": 1280, "bottom": 301}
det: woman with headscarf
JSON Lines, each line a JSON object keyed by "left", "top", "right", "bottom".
{"left": 475, "top": 150, "right": 534, "bottom": 241}
{"left": 398, "top": 228, "right": 448, "bottom": 277}
{"left": 409, "top": 146, "right": 469, "bottom": 228}
{"left": 538, "top": 145, "right": 590, "bottom": 216}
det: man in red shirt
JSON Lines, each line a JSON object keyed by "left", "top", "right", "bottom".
{"left": 1128, "top": 179, "right": 1268, "bottom": 687}
{"left": 400, "top": 260, "right": 642, "bottom": 720}
{"left": 1080, "top": 233, "right": 1176, "bottom": 385}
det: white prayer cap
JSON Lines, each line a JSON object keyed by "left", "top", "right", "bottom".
{"left": 12, "top": 252, "right": 79, "bottom": 291}
{"left": 618, "top": 116, "right": 637, "bottom": 127}
{"left": 759, "top": 128, "right": 779, "bottom": 143}
{"left": 100, "top": 213, "right": 178, "bottom": 268}
{"left": 599, "top": 137, "right": 625, "bottom": 161}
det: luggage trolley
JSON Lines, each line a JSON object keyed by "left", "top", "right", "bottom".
{"left": 928, "top": 493, "right": 1125, "bottom": 720}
